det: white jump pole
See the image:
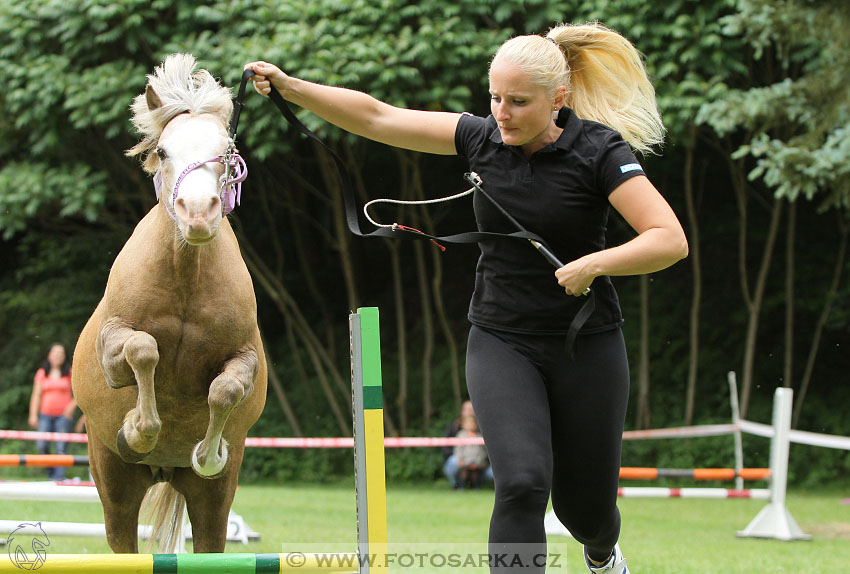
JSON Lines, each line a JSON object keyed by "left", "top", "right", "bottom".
{"left": 0, "top": 517, "right": 258, "bottom": 543}
{"left": 0, "top": 483, "right": 100, "bottom": 503}
{"left": 737, "top": 387, "right": 811, "bottom": 541}
{"left": 728, "top": 371, "right": 745, "bottom": 491}
{"left": 0, "top": 520, "right": 154, "bottom": 539}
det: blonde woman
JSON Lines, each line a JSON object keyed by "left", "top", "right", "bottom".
{"left": 247, "top": 21, "right": 686, "bottom": 574}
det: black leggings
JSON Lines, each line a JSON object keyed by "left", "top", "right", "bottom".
{"left": 465, "top": 325, "right": 630, "bottom": 572}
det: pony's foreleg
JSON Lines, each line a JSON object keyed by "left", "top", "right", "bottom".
{"left": 191, "top": 348, "right": 258, "bottom": 478}
{"left": 97, "top": 320, "right": 162, "bottom": 461}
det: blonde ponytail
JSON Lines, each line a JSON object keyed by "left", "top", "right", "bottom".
{"left": 547, "top": 22, "right": 665, "bottom": 154}
{"left": 493, "top": 22, "right": 665, "bottom": 155}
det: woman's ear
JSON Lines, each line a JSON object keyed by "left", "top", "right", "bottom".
{"left": 554, "top": 86, "right": 567, "bottom": 110}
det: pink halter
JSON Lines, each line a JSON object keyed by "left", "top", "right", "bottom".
{"left": 154, "top": 148, "right": 247, "bottom": 220}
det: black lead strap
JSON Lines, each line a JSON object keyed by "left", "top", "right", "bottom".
{"left": 464, "top": 172, "right": 595, "bottom": 357}
{"left": 241, "top": 68, "right": 594, "bottom": 357}
{"left": 229, "top": 68, "right": 256, "bottom": 139}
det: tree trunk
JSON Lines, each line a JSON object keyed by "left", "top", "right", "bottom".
{"left": 740, "top": 199, "right": 784, "bottom": 418}
{"left": 386, "top": 240, "right": 408, "bottom": 436}
{"left": 241, "top": 240, "right": 351, "bottom": 435}
{"left": 683, "top": 132, "right": 703, "bottom": 425}
{"left": 783, "top": 201, "right": 796, "bottom": 388}
{"left": 413, "top": 237, "right": 435, "bottom": 430}
{"left": 315, "top": 142, "right": 359, "bottom": 311}
{"left": 432, "top": 256, "right": 464, "bottom": 406}
{"left": 793, "top": 214, "right": 848, "bottom": 427}
{"left": 404, "top": 153, "right": 437, "bottom": 430}
{"left": 636, "top": 275, "right": 651, "bottom": 429}
{"left": 262, "top": 334, "right": 303, "bottom": 437}
{"left": 283, "top": 166, "right": 338, "bottom": 359}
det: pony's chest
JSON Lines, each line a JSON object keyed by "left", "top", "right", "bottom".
{"left": 142, "top": 306, "right": 252, "bottom": 351}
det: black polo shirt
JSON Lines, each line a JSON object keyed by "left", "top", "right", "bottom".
{"left": 454, "top": 107, "right": 645, "bottom": 335}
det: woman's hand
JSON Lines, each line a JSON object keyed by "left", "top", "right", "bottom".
{"left": 555, "top": 256, "right": 595, "bottom": 297}
{"left": 28, "top": 414, "right": 38, "bottom": 429}
{"left": 244, "top": 61, "right": 290, "bottom": 97}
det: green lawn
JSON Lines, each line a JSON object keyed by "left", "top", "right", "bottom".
{"left": 1, "top": 482, "right": 847, "bottom": 572}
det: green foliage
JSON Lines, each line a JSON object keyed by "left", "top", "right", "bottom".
{"left": 0, "top": 163, "right": 107, "bottom": 238}
{"left": 697, "top": 0, "right": 850, "bottom": 208}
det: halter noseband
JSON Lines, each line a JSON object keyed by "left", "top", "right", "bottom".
{"left": 153, "top": 143, "right": 248, "bottom": 220}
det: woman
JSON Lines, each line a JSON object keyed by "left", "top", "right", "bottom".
{"left": 442, "top": 399, "right": 494, "bottom": 489}
{"left": 454, "top": 414, "right": 489, "bottom": 490}
{"left": 247, "top": 21, "right": 687, "bottom": 574}
{"left": 28, "top": 343, "right": 77, "bottom": 480}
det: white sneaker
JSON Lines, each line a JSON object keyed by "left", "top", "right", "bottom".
{"left": 585, "top": 543, "right": 629, "bottom": 574}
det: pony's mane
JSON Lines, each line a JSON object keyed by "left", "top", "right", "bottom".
{"left": 126, "top": 54, "right": 233, "bottom": 173}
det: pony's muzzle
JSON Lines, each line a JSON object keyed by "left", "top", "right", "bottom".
{"left": 174, "top": 196, "right": 222, "bottom": 243}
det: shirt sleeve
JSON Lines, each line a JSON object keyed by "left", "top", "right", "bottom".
{"left": 596, "top": 131, "right": 646, "bottom": 196}
{"left": 454, "top": 112, "right": 488, "bottom": 159}
{"left": 33, "top": 368, "right": 46, "bottom": 387}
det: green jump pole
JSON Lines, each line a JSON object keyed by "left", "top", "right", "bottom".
{"left": 350, "top": 307, "right": 388, "bottom": 574}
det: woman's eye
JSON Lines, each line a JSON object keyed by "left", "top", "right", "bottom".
{"left": 156, "top": 148, "right": 168, "bottom": 160}
{"left": 513, "top": 100, "right": 526, "bottom": 105}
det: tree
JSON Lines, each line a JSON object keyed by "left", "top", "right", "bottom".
{"left": 697, "top": 0, "right": 850, "bottom": 417}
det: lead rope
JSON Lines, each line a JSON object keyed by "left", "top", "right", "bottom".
{"left": 257, "top": 70, "right": 594, "bottom": 358}
{"left": 363, "top": 186, "right": 475, "bottom": 229}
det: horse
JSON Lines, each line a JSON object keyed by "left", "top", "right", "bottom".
{"left": 71, "top": 54, "right": 267, "bottom": 553}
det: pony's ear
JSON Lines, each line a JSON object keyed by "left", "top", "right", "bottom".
{"left": 145, "top": 84, "right": 163, "bottom": 111}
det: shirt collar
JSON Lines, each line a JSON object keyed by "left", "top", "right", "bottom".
{"left": 488, "top": 107, "right": 582, "bottom": 153}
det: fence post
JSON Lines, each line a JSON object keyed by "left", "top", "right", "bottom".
{"left": 727, "top": 372, "right": 744, "bottom": 491}
{"left": 736, "top": 387, "right": 811, "bottom": 541}
{"left": 351, "top": 307, "right": 388, "bottom": 573}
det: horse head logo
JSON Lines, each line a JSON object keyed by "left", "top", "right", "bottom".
{"left": 6, "top": 522, "right": 50, "bottom": 570}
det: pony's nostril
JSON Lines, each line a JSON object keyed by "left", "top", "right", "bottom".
{"left": 174, "top": 198, "right": 188, "bottom": 219}
{"left": 206, "top": 196, "right": 221, "bottom": 219}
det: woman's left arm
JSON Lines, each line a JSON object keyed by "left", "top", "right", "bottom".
{"left": 555, "top": 175, "right": 688, "bottom": 295}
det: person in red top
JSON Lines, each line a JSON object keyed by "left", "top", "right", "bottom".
{"left": 28, "top": 343, "right": 77, "bottom": 480}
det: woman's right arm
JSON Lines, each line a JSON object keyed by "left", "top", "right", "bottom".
{"left": 245, "top": 61, "right": 461, "bottom": 156}
{"left": 28, "top": 371, "right": 44, "bottom": 428}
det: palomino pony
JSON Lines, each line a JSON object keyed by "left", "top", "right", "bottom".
{"left": 72, "top": 54, "right": 267, "bottom": 553}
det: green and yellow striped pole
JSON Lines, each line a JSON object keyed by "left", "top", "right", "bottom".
{"left": 4, "top": 553, "right": 359, "bottom": 573}
{"left": 350, "top": 307, "right": 388, "bottom": 574}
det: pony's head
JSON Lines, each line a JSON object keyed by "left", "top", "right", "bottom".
{"left": 127, "top": 54, "right": 235, "bottom": 245}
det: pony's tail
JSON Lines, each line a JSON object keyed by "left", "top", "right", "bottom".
{"left": 549, "top": 22, "right": 665, "bottom": 155}
{"left": 141, "top": 482, "right": 186, "bottom": 553}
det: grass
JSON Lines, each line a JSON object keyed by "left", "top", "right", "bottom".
{"left": 0, "top": 481, "right": 848, "bottom": 572}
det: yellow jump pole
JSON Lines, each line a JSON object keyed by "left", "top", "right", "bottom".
{"left": 13, "top": 552, "right": 359, "bottom": 573}
{"left": 350, "top": 307, "right": 388, "bottom": 574}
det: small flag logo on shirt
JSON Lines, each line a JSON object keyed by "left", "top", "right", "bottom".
{"left": 620, "top": 163, "right": 643, "bottom": 173}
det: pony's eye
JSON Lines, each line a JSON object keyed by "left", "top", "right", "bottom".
{"left": 156, "top": 148, "right": 168, "bottom": 160}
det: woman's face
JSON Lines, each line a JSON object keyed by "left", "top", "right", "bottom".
{"left": 489, "top": 58, "right": 564, "bottom": 155}
{"left": 461, "top": 401, "right": 475, "bottom": 418}
{"left": 47, "top": 345, "right": 66, "bottom": 368}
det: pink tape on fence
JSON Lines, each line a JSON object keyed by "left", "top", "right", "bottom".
{"left": 3, "top": 424, "right": 847, "bottom": 450}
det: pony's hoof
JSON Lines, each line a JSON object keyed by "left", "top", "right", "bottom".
{"left": 191, "top": 440, "right": 229, "bottom": 479}
{"left": 116, "top": 428, "right": 154, "bottom": 463}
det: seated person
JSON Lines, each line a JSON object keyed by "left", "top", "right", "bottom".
{"left": 454, "top": 415, "right": 489, "bottom": 489}
{"left": 442, "top": 400, "right": 493, "bottom": 488}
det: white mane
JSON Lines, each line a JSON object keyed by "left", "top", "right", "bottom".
{"left": 127, "top": 54, "right": 233, "bottom": 173}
